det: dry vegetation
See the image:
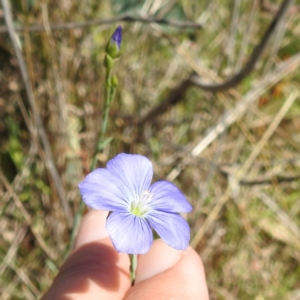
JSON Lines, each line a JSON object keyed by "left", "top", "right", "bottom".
{"left": 1, "top": 0, "right": 300, "bottom": 299}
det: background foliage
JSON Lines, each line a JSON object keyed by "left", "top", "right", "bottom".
{"left": 1, "top": 0, "right": 300, "bottom": 299}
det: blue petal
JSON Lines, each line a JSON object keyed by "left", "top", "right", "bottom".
{"left": 78, "top": 168, "right": 131, "bottom": 211}
{"left": 106, "top": 211, "right": 153, "bottom": 254}
{"left": 147, "top": 211, "right": 190, "bottom": 250}
{"left": 111, "top": 25, "right": 122, "bottom": 49}
{"left": 106, "top": 153, "right": 153, "bottom": 197}
{"left": 149, "top": 181, "right": 192, "bottom": 213}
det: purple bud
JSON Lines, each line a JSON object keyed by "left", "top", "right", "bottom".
{"left": 111, "top": 26, "right": 122, "bottom": 49}
{"left": 105, "top": 25, "right": 123, "bottom": 60}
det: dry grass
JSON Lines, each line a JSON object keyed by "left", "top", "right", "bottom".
{"left": 1, "top": 0, "right": 300, "bottom": 299}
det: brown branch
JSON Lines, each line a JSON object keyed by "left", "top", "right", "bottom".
{"left": 134, "top": 75, "right": 193, "bottom": 126}
{"left": 1, "top": 0, "right": 73, "bottom": 227}
{"left": 0, "top": 14, "right": 203, "bottom": 34}
{"left": 0, "top": 170, "right": 56, "bottom": 260}
{"left": 190, "top": 0, "right": 293, "bottom": 92}
{"left": 171, "top": 154, "right": 300, "bottom": 187}
{"left": 132, "top": 0, "right": 292, "bottom": 126}
{"left": 218, "top": 165, "right": 300, "bottom": 186}
{"left": 240, "top": 175, "right": 300, "bottom": 186}
{"left": 260, "top": 0, "right": 300, "bottom": 14}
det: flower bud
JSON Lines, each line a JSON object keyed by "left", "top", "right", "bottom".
{"left": 105, "top": 26, "right": 122, "bottom": 59}
{"left": 111, "top": 75, "right": 118, "bottom": 88}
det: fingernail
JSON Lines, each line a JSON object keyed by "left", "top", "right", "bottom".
{"left": 135, "top": 239, "right": 182, "bottom": 283}
{"left": 75, "top": 210, "right": 109, "bottom": 249}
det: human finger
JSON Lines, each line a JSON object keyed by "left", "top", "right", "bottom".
{"left": 41, "top": 210, "right": 131, "bottom": 300}
{"left": 124, "top": 239, "right": 209, "bottom": 300}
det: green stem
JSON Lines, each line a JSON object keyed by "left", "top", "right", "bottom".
{"left": 130, "top": 254, "right": 138, "bottom": 284}
{"left": 65, "top": 66, "right": 117, "bottom": 259}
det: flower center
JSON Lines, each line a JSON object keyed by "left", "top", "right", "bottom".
{"left": 130, "top": 190, "right": 152, "bottom": 217}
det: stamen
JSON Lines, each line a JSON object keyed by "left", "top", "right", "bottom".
{"left": 130, "top": 190, "right": 152, "bottom": 217}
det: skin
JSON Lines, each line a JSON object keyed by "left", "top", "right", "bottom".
{"left": 41, "top": 210, "right": 209, "bottom": 300}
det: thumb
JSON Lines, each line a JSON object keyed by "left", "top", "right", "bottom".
{"left": 125, "top": 239, "right": 209, "bottom": 300}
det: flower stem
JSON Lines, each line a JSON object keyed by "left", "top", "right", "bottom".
{"left": 65, "top": 38, "right": 120, "bottom": 259}
{"left": 130, "top": 254, "right": 138, "bottom": 284}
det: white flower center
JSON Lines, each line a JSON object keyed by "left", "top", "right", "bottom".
{"left": 130, "top": 190, "right": 152, "bottom": 217}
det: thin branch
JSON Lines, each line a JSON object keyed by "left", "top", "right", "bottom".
{"left": 190, "top": 0, "right": 292, "bottom": 92}
{"left": 189, "top": 157, "right": 300, "bottom": 186}
{"left": 165, "top": 52, "right": 300, "bottom": 183}
{"left": 260, "top": 0, "right": 300, "bottom": 14}
{"left": 235, "top": 0, "right": 259, "bottom": 72}
{"left": 259, "top": 192, "right": 300, "bottom": 240}
{"left": 190, "top": 54, "right": 300, "bottom": 157}
{"left": 1, "top": 0, "right": 73, "bottom": 227}
{"left": 0, "top": 225, "right": 27, "bottom": 276}
{"left": 132, "top": 0, "right": 292, "bottom": 126}
{"left": 134, "top": 75, "right": 193, "bottom": 125}
{"left": 0, "top": 170, "right": 56, "bottom": 260}
{"left": 190, "top": 86, "right": 300, "bottom": 249}
{"left": 240, "top": 175, "right": 300, "bottom": 186}
{"left": 0, "top": 14, "right": 203, "bottom": 34}
{"left": 227, "top": 0, "right": 241, "bottom": 69}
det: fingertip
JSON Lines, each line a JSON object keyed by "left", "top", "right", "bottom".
{"left": 135, "top": 239, "right": 182, "bottom": 283}
{"left": 75, "top": 210, "right": 109, "bottom": 248}
{"left": 126, "top": 239, "right": 209, "bottom": 300}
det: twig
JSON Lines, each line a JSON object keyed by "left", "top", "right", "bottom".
{"left": 237, "top": 89, "right": 298, "bottom": 176}
{"left": 2, "top": 276, "right": 20, "bottom": 300}
{"left": 227, "top": 0, "right": 241, "bottom": 69}
{"left": 162, "top": 148, "right": 300, "bottom": 187}
{"left": 240, "top": 175, "right": 300, "bottom": 185}
{"left": 262, "top": 3, "right": 288, "bottom": 75}
{"left": 1, "top": 143, "right": 37, "bottom": 205}
{"left": 6, "top": 259, "right": 41, "bottom": 298}
{"left": 190, "top": 88, "right": 299, "bottom": 249}
{"left": 190, "top": 0, "right": 292, "bottom": 92}
{"left": 190, "top": 53, "right": 300, "bottom": 158}
{"left": 1, "top": 0, "right": 73, "bottom": 227}
{"left": 166, "top": 52, "right": 300, "bottom": 182}
{"left": 235, "top": 0, "right": 259, "bottom": 72}
{"left": 0, "top": 170, "right": 56, "bottom": 260}
{"left": 196, "top": 157, "right": 300, "bottom": 186}
{"left": 135, "top": 75, "right": 193, "bottom": 125}
{"left": 259, "top": 192, "right": 300, "bottom": 240}
{"left": 260, "top": 0, "right": 300, "bottom": 14}
{"left": 0, "top": 225, "right": 27, "bottom": 275}
{"left": 0, "top": 14, "right": 203, "bottom": 34}
{"left": 133, "top": 0, "right": 291, "bottom": 126}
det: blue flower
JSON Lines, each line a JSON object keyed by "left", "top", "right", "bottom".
{"left": 78, "top": 153, "right": 192, "bottom": 254}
